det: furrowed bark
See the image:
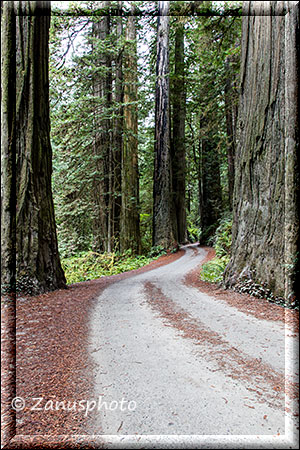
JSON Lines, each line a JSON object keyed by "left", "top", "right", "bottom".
{"left": 153, "top": 1, "right": 176, "bottom": 249}
{"left": 1, "top": 5, "right": 17, "bottom": 446}
{"left": 225, "top": 1, "right": 299, "bottom": 302}
{"left": 1, "top": 1, "right": 16, "bottom": 294}
{"left": 112, "top": 0, "right": 123, "bottom": 251}
{"left": 120, "top": 8, "right": 141, "bottom": 254}
{"left": 15, "top": 1, "right": 66, "bottom": 294}
{"left": 92, "top": 1, "right": 111, "bottom": 252}
{"left": 171, "top": 21, "right": 187, "bottom": 244}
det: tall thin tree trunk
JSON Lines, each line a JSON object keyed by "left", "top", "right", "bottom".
{"left": 171, "top": 22, "right": 187, "bottom": 244}
{"left": 112, "top": 0, "right": 123, "bottom": 251}
{"left": 14, "top": 1, "right": 66, "bottom": 294}
{"left": 153, "top": 1, "right": 176, "bottom": 249}
{"left": 92, "top": 1, "right": 111, "bottom": 252}
{"left": 121, "top": 8, "right": 141, "bottom": 253}
{"left": 224, "top": 58, "right": 236, "bottom": 210}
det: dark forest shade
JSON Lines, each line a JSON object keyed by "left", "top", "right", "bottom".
{"left": 199, "top": 130, "right": 222, "bottom": 244}
{"left": 153, "top": 1, "right": 176, "bottom": 249}
{"left": 225, "top": 1, "right": 299, "bottom": 301}
{"left": 9, "top": 1, "right": 66, "bottom": 294}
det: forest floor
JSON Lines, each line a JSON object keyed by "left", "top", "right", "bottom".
{"left": 1, "top": 245, "right": 299, "bottom": 449}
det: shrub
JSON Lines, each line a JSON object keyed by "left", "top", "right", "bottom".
{"left": 147, "top": 245, "right": 167, "bottom": 258}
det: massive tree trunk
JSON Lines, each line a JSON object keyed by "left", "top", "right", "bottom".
{"left": 92, "top": 2, "right": 111, "bottom": 252}
{"left": 120, "top": 9, "right": 141, "bottom": 254}
{"left": 225, "top": 1, "right": 299, "bottom": 303}
{"left": 171, "top": 21, "right": 187, "bottom": 244}
{"left": 13, "top": 1, "right": 66, "bottom": 295}
{"left": 153, "top": 1, "right": 176, "bottom": 249}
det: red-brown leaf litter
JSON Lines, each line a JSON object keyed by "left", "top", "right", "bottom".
{"left": 1, "top": 250, "right": 183, "bottom": 448}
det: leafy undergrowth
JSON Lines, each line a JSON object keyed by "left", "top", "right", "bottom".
{"left": 200, "top": 255, "right": 230, "bottom": 283}
{"left": 200, "top": 215, "right": 232, "bottom": 283}
{"left": 61, "top": 250, "right": 163, "bottom": 284}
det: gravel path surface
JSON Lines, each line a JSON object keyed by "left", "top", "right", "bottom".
{"left": 89, "top": 244, "right": 298, "bottom": 447}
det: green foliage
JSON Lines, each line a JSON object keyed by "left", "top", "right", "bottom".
{"left": 213, "top": 215, "right": 233, "bottom": 256}
{"left": 140, "top": 213, "right": 152, "bottom": 253}
{"left": 200, "top": 255, "right": 230, "bottom": 283}
{"left": 200, "top": 214, "right": 232, "bottom": 283}
{"left": 186, "top": 214, "right": 201, "bottom": 242}
{"left": 62, "top": 250, "right": 156, "bottom": 284}
{"left": 147, "top": 245, "right": 167, "bottom": 258}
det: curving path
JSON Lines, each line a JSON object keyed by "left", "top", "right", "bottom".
{"left": 88, "top": 244, "right": 298, "bottom": 447}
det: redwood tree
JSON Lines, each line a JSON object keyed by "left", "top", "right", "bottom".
{"left": 225, "top": 1, "right": 299, "bottom": 302}
{"left": 121, "top": 8, "right": 141, "bottom": 253}
{"left": 1, "top": 1, "right": 16, "bottom": 295}
{"left": 171, "top": 20, "right": 187, "bottom": 244}
{"left": 13, "top": 1, "right": 66, "bottom": 294}
{"left": 153, "top": 1, "right": 176, "bottom": 249}
{"left": 92, "top": 2, "right": 112, "bottom": 252}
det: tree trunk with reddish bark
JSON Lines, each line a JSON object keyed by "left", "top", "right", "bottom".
{"left": 225, "top": 1, "right": 299, "bottom": 302}
{"left": 153, "top": 1, "right": 176, "bottom": 249}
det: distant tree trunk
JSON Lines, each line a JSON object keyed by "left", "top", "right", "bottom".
{"left": 171, "top": 21, "right": 187, "bottom": 244}
{"left": 13, "top": 1, "right": 66, "bottom": 294}
{"left": 92, "top": 2, "right": 111, "bottom": 252}
{"left": 224, "top": 1, "right": 299, "bottom": 302}
{"left": 187, "top": 119, "right": 202, "bottom": 221}
{"left": 112, "top": 0, "right": 123, "bottom": 251}
{"left": 200, "top": 131, "right": 222, "bottom": 244}
{"left": 153, "top": 1, "right": 176, "bottom": 249}
{"left": 120, "top": 8, "right": 141, "bottom": 254}
{"left": 224, "top": 57, "right": 237, "bottom": 210}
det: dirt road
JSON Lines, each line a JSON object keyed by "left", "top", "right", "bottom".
{"left": 89, "top": 244, "right": 298, "bottom": 448}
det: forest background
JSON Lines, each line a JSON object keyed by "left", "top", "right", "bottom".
{"left": 50, "top": 0, "right": 241, "bottom": 285}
